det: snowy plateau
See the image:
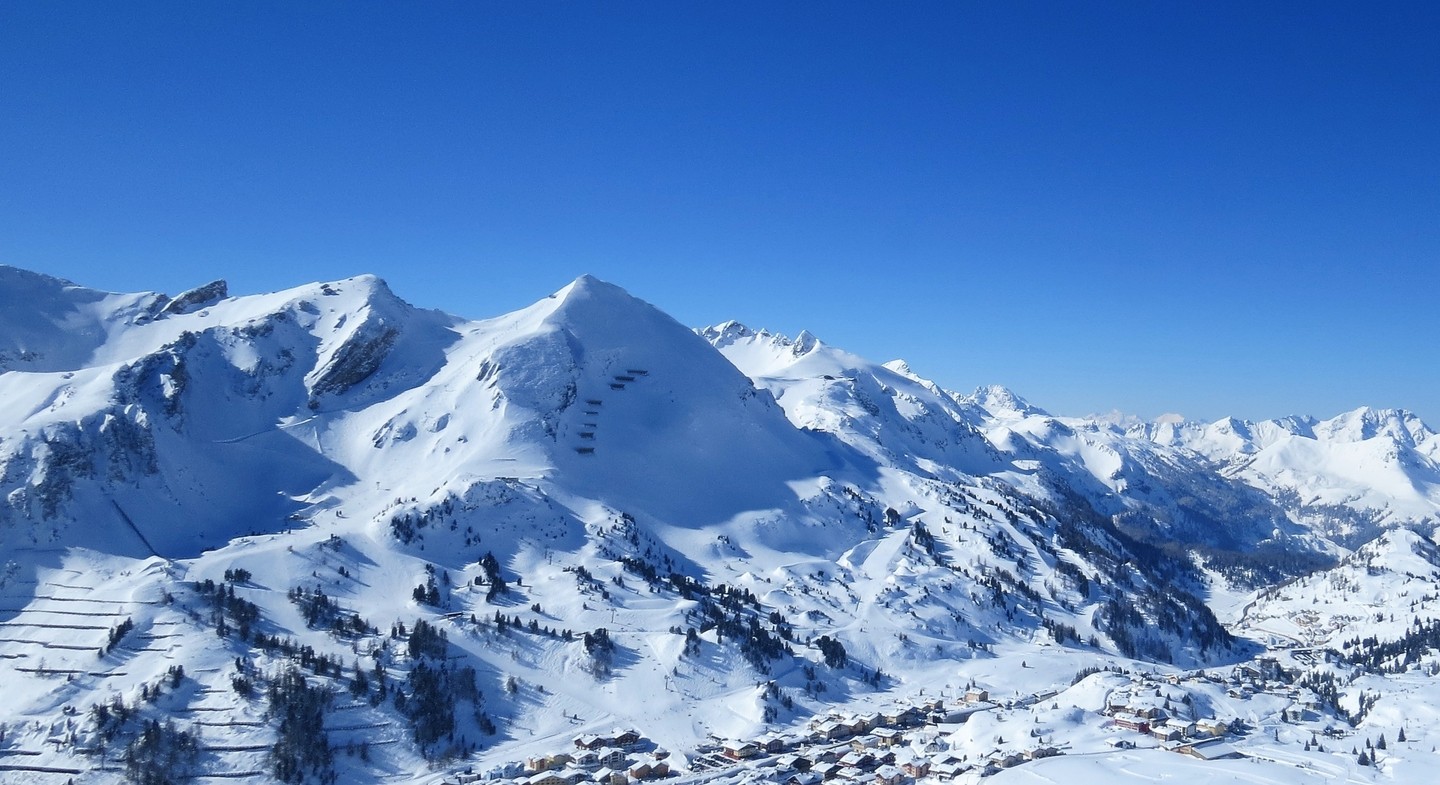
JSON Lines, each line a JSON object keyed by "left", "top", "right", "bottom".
{"left": 1, "top": 264, "right": 1439, "bottom": 785}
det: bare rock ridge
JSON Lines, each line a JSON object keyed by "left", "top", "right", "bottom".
{"left": 159, "top": 278, "right": 229, "bottom": 315}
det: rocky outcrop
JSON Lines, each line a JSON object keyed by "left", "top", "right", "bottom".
{"left": 161, "top": 279, "right": 229, "bottom": 315}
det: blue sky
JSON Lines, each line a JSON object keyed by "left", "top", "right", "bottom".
{"left": 3, "top": 2, "right": 1437, "bottom": 424}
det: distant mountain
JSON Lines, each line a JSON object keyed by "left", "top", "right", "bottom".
{"left": 700, "top": 323, "right": 1316, "bottom": 563}
{"left": 0, "top": 265, "right": 1432, "bottom": 783}
{"left": 1143, "top": 408, "right": 1440, "bottom": 546}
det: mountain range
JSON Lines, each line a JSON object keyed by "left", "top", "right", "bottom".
{"left": 1, "top": 265, "right": 1437, "bottom": 784}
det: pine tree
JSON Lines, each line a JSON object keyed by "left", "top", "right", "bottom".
{"left": 350, "top": 660, "right": 370, "bottom": 697}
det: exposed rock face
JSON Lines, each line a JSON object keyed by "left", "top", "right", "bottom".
{"left": 161, "top": 279, "right": 229, "bottom": 315}
{"left": 309, "top": 320, "right": 400, "bottom": 400}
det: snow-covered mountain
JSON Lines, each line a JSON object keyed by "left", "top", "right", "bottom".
{"left": 698, "top": 322, "right": 1334, "bottom": 579}
{"left": 702, "top": 325, "right": 1287, "bottom": 551}
{"left": 1144, "top": 410, "right": 1440, "bottom": 546}
{"left": 697, "top": 321, "right": 1001, "bottom": 479}
{"left": 0, "top": 265, "right": 1434, "bottom": 784}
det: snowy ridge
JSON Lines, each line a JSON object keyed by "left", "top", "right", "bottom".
{"left": 0, "top": 265, "right": 169, "bottom": 373}
{"left": 704, "top": 327, "right": 1312, "bottom": 563}
{"left": 1145, "top": 409, "right": 1440, "bottom": 544}
{"left": 698, "top": 322, "right": 1001, "bottom": 478}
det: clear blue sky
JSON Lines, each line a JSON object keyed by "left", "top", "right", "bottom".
{"left": 3, "top": 2, "right": 1437, "bottom": 424}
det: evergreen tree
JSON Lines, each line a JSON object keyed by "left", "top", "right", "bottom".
{"left": 266, "top": 668, "right": 333, "bottom": 783}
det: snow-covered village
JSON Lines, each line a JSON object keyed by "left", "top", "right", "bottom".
{"left": 436, "top": 649, "right": 1435, "bottom": 785}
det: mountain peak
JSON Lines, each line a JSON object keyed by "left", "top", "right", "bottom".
{"left": 968, "top": 384, "right": 1045, "bottom": 418}
{"left": 532, "top": 276, "right": 681, "bottom": 345}
{"left": 1317, "top": 405, "right": 1433, "bottom": 446}
{"left": 697, "top": 320, "right": 761, "bottom": 347}
{"left": 330, "top": 273, "right": 402, "bottom": 303}
{"left": 0, "top": 264, "right": 117, "bottom": 308}
{"left": 1209, "top": 414, "right": 1251, "bottom": 434}
{"left": 790, "top": 329, "right": 822, "bottom": 356}
{"left": 160, "top": 278, "right": 228, "bottom": 315}
{"left": 552, "top": 273, "right": 630, "bottom": 303}
{"left": 0, "top": 263, "right": 83, "bottom": 291}
{"left": 881, "top": 359, "right": 917, "bottom": 379}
